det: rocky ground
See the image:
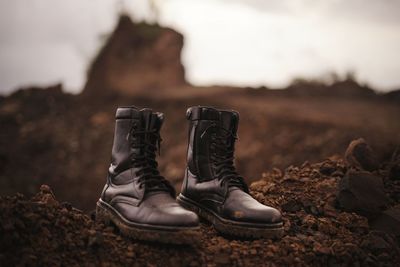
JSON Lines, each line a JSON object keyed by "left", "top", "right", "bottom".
{"left": 1, "top": 140, "right": 399, "bottom": 266}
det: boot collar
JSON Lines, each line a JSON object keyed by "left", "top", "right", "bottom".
{"left": 186, "top": 106, "right": 239, "bottom": 133}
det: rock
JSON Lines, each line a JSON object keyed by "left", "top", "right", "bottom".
{"left": 331, "top": 170, "right": 344, "bottom": 177}
{"left": 32, "top": 184, "right": 59, "bottom": 207}
{"left": 87, "top": 231, "right": 104, "bottom": 247}
{"left": 366, "top": 234, "right": 390, "bottom": 251}
{"left": 61, "top": 201, "right": 73, "bottom": 211}
{"left": 126, "top": 250, "right": 135, "bottom": 258}
{"left": 83, "top": 15, "right": 186, "bottom": 97}
{"left": 389, "top": 163, "right": 400, "bottom": 180}
{"left": 313, "top": 242, "right": 332, "bottom": 255}
{"left": 214, "top": 253, "right": 230, "bottom": 265}
{"left": 319, "top": 161, "right": 336, "bottom": 175}
{"left": 336, "top": 170, "right": 389, "bottom": 218}
{"left": 39, "top": 184, "right": 52, "bottom": 194}
{"left": 388, "top": 150, "right": 400, "bottom": 180}
{"left": 344, "top": 138, "right": 379, "bottom": 171}
{"left": 370, "top": 205, "right": 400, "bottom": 236}
{"left": 281, "top": 200, "right": 302, "bottom": 212}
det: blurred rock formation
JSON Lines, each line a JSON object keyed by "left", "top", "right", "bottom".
{"left": 83, "top": 15, "right": 186, "bottom": 96}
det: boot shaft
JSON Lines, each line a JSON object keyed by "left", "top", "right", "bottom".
{"left": 110, "top": 106, "right": 163, "bottom": 175}
{"left": 107, "top": 106, "right": 174, "bottom": 195}
{"left": 186, "top": 106, "right": 239, "bottom": 181}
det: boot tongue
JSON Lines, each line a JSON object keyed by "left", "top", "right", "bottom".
{"left": 139, "top": 109, "right": 163, "bottom": 153}
{"left": 219, "top": 111, "right": 238, "bottom": 135}
{"left": 139, "top": 109, "right": 163, "bottom": 132}
{"left": 151, "top": 112, "right": 164, "bottom": 131}
{"left": 137, "top": 109, "right": 171, "bottom": 194}
{"left": 218, "top": 111, "right": 247, "bottom": 191}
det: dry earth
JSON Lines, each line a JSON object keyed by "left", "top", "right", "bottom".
{"left": 1, "top": 143, "right": 399, "bottom": 266}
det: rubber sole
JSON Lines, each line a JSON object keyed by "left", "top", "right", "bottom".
{"left": 177, "top": 194, "right": 284, "bottom": 239}
{"left": 96, "top": 199, "right": 200, "bottom": 245}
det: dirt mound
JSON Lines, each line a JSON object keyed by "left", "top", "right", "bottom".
{"left": 1, "top": 151, "right": 399, "bottom": 266}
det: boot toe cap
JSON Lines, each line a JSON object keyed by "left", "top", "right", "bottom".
{"left": 164, "top": 208, "right": 199, "bottom": 227}
{"left": 228, "top": 206, "right": 282, "bottom": 224}
{"left": 113, "top": 194, "right": 199, "bottom": 228}
{"left": 150, "top": 205, "right": 199, "bottom": 227}
{"left": 259, "top": 207, "right": 282, "bottom": 224}
{"left": 224, "top": 189, "right": 283, "bottom": 224}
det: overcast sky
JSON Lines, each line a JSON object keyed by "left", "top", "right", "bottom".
{"left": 0, "top": 0, "right": 400, "bottom": 94}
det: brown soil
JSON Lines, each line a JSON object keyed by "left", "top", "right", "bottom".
{"left": 1, "top": 156, "right": 399, "bottom": 266}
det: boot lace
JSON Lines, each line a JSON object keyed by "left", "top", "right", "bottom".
{"left": 128, "top": 123, "right": 174, "bottom": 195}
{"left": 201, "top": 124, "right": 248, "bottom": 191}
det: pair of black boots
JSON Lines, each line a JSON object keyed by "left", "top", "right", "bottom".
{"left": 96, "top": 106, "right": 283, "bottom": 244}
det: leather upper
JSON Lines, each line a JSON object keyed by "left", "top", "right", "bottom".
{"left": 182, "top": 106, "right": 282, "bottom": 224}
{"left": 101, "top": 106, "right": 198, "bottom": 227}
{"left": 182, "top": 168, "right": 282, "bottom": 224}
{"left": 186, "top": 106, "right": 239, "bottom": 181}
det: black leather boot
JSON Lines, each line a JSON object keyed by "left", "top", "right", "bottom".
{"left": 96, "top": 106, "right": 199, "bottom": 244}
{"left": 177, "top": 106, "right": 283, "bottom": 238}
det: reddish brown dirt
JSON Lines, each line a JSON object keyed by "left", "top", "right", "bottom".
{"left": 1, "top": 156, "right": 399, "bottom": 266}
